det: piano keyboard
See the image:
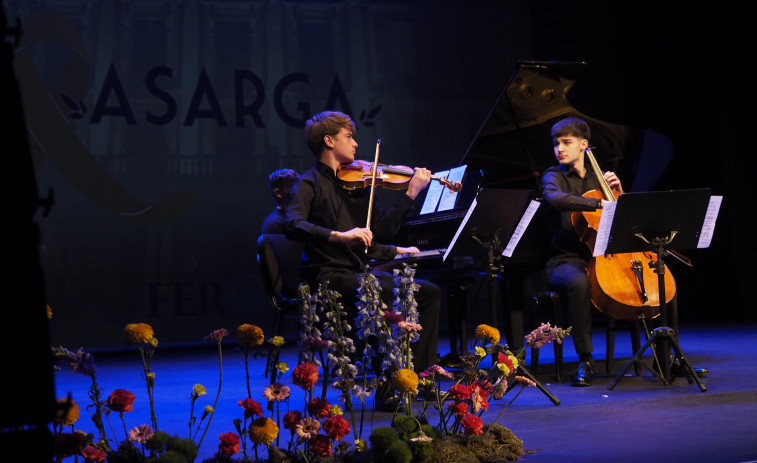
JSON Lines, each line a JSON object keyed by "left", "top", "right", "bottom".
{"left": 394, "top": 248, "right": 447, "bottom": 260}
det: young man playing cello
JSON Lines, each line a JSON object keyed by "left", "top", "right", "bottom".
{"left": 541, "top": 117, "right": 623, "bottom": 387}
{"left": 284, "top": 110, "right": 440, "bottom": 373}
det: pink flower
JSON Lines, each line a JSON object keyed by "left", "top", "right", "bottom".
{"left": 128, "top": 424, "right": 154, "bottom": 443}
{"left": 263, "top": 383, "right": 290, "bottom": 402}
{"left": 295, "top": 417, "right": 320, "bottom": 439}
{"left": 204, "top": 328, "right": 229, "bottom": 343}
{"left": 420, "top": 365, "right": 454, "bottom": 379}
{"left": 397, "top": 321, "right": 423, "bottom": 331}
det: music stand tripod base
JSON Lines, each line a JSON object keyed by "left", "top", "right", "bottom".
{"left": 607, "top": 327, "right": 706, "bottom": 392}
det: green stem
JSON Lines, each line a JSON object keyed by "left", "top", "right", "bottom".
{"left": 244, "top": 348, "right": 252, "bottom": 398}
{"left": 486, "top": 384, "right": 525, "bottom": 432}
{"left": 197, "top": 341, "right": 224, "bottom": 449}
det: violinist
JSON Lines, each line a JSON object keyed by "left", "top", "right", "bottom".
{"left": 284, "top": 110, "right": 440, "bottom": 373}
{"left": 541, "top": 116, "right": 623, "bottom": 387}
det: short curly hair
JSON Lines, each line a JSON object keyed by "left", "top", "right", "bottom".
{"left": 304, "top": 111, "right": 356, "bottom": 157}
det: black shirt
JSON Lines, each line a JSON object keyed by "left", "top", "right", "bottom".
{"left": 284, "top": 162, "right": 415, "bottom": 281}
{"left": 541, "top": 164, "right": 604, "bottom": 263}
{"left": 260, "top": 208, "right": 286, "bottom": 235}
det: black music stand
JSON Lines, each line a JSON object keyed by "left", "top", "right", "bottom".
{"left": 445, "top": 189, "right": 560, "bottom": 405}
{"left": 603, "top": 189, "right": 714, "bottom": 392}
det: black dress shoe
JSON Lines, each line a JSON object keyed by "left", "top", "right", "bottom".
{"left": 572, "top": 362, "right": 594, "bottom": 387}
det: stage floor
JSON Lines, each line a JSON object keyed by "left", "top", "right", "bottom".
{"left": 54, "top": 322, "right": 757, "bottom": 462}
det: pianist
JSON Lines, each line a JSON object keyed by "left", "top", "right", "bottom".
{"left": 284, "top": 110, "right": 441, "bottom": 372}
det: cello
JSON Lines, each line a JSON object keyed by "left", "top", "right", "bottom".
{"left": 571, "top": 148, "right": 676, "bottom": 321}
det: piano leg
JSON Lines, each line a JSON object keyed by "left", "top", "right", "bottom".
{"left": 446, "top": 283, "right": 470, "bottom": 356}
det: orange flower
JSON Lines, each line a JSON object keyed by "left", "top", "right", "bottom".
{"left": 474, "top": 324, "right": 500, "bottom": 345}
{"left": 122, "top": 323, "right": 154, "bottom": 344}
{"left": 54, "top": 397, "right": 80, "bottom": 427}
{"left": 292, "top": 362, "right": 319, "bottom": 390}
{"left": 237, "top": 324, "right": 264, "bottom": 348}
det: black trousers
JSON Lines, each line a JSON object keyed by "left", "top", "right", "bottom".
{"left": 546, "top": 257, "right": 594, "bottom": 362}
{"left": 322, "top": 270, "right": 441, "bottom": 372}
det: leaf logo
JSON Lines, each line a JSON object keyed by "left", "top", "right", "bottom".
{"left": 358, "top": 104, "right": 382, "bottom": 127}
{"left": 61, "top": 93, "right": 87, "bottom": 119}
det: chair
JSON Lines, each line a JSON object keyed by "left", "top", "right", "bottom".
{"left": 256, "top": 234, "right": 304, "bottom": 380}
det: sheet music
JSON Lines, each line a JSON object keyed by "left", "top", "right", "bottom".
{"left": 436, "top": 165, "right": 466, "bottom": 212}
{"left": 419, "top": 169, "right": 448, "bottom": 215}
{"left": 502, "top": 200, "right": 540, "bottom": 257}
{"left": 443, "top": 197, "right": 477, "bottom": 262}
{"left": 593, "top": 201, "right": 616, "bottom": 257}
{"left": 697, "top": 195, "right": 722, "bottom": 249}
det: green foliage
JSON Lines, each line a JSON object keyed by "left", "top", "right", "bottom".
{"left": 156, "top": 449, "right": 190, "bottom": 463}
{"left": 167, "top": 435, "right": 199, "bottom": 461}
{"left": 145, "top": 430, "right": 171, "bottom": 452}
{"left": 392, "top": 415, "right": 420, "bottom": 440}
{"left": 369, "top": 426, "right": 400, "bottom": 453}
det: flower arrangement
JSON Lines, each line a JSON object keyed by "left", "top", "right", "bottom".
{"left": 49, "top": 263, "right": 570, "bottom": 463}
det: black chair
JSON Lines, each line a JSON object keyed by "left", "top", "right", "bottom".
{"left": 256, "top": 234, "right": 304, "bottom": 380}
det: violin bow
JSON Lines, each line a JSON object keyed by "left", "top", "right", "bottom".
{"left": 364, "top": 139, "right": 381, "bottom": 253}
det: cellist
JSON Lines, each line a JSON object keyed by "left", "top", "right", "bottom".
{"left": 541, "top": 117, "right": 624, "bottom": 387}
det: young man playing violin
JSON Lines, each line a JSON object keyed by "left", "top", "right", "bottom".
{"left": 284, "top": 110, "right": 440, "bottom": 373}
{"left": 541, "top": 116, "right": 623, "bottom": 387}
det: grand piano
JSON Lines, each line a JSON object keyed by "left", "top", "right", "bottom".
{"left": 391, "top": 60, "right": 646, "bottom": 353}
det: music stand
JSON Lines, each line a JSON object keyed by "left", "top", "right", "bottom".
{"left": 601, "top": 189, "right": 715, "bottom": 392}
{"left": 445, "top": 189, "right": 560, "bottom": 405}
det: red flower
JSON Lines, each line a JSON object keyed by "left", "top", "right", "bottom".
{"left": 106, "top": 389, "right": 136, "bottom": 413}
{"left": 310, "top": 434, "right": 332, "bottom": 456}
{"left": 292, "top": 362, "right": 319, "bottom": 390}
{"left": 218, "top": 432, "right": 241, "bottom": 456}
{"left": 447, "top": 384, "right": 472, "bottom": 400}
{"left": 383, "top": 310, "right": 404, "bottom": 325}
{"left": 238, "top": 398, "right": 264, "bottom": 418}
{"left": 461, "top": 414, "right": 484, "bottom": 435}
{"left": 323, "top": 415, "right": 351, "bottom": 440}
{"left": 448, "top": 401, "right": 469, "bottom": 417}
{"left": 497, "top": 352, "right": 514, "bottom": 371}
{"left": 81, "top": 445, "right": 107, "bottom": 463}
{"left": 283, "top": 410, "right": 302, "bottom": 432}
{"left": 54, "top": 432, "right": 87, "bottom": 459}
{"left": 471, "top": 380, "right": 492, "bottom": 399}
{"left": 307, "top": 397, "right": 331, "bottom": 419}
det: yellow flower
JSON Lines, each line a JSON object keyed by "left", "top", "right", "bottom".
{"left": 355, "top": 439, "right": 367, "bottom": 452}
{"left": 474, "top": 324, "right": 500, "bottom": 345}
{"left": 146, "top": 372, "right": 155, "bottom": 387}
{"left": 249, "top": 417, "right": 279, "bottom": 445}
{"left": 508, "top": 354, "right": 519, "bottom": 370}
{"left": 54, "top": 397, "right": 80, "bottom": 427}
{"left": 123, "top": 323, "right": 154, "bottom": 344}
{"left": 270, "top": 336, "right": 285, "bottom": 347}
{"left": 497, "top": 363, "right": 512, "bottom": 376}
{"left": 330, "top": 405, "right": 343, "bottom": 416}
{"left": 237, "top": 324, "right": 264, "bottom": 349}
{"left": 46, "top": 305, "right": 53, "bottom": 319}
{"left": 276, "top": 362, "right": 289, "bottom": 374}
{"left": 202, "top": 405, "right": 214, "bottom": 419}
{"left": 192, "top": 384, "right": 206, "bottom": 397}
{"left": 474, "top": 346, "right": 487, "bottom": 358}
{"left": 149, "top": 337, "right": 159, "bottom": 348}
{"left": 392, "top": 368, "right": 420, "bottom": 394}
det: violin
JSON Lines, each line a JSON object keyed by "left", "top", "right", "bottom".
{"left": 336, "top": 159, "right": 463, "bottom": 193}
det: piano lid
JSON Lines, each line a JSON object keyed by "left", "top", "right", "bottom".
{"left": 458, "top": 60, "right": 636, "bottom": 190}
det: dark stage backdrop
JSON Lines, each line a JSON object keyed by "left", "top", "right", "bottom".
{"left": 7, "top": 0, "right": 752, "bottom": 350}
{"left": 5, "top": 0, "right": 532, "bottom": 348}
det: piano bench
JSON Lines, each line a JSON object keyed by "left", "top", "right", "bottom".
{"left": 527, "top": 291, "right": 564, "bottom": 382}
